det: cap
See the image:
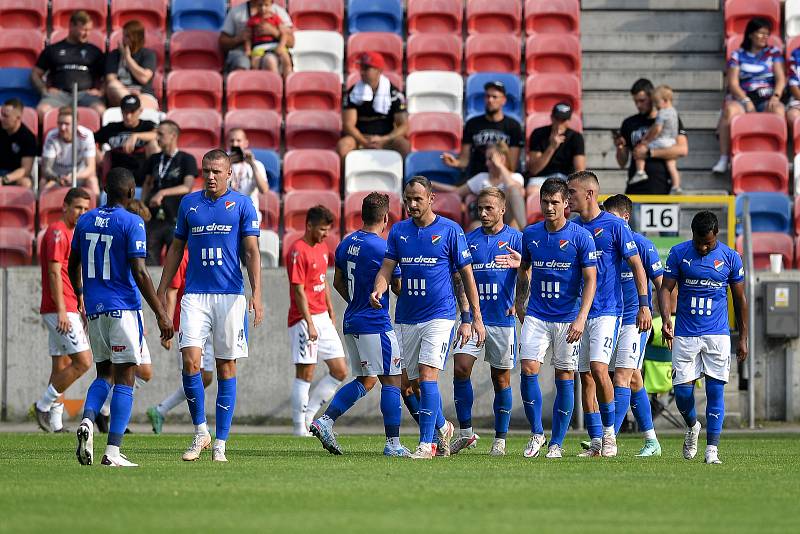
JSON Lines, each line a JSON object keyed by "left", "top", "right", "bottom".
{"left": 551, "top": 102, "right": 572, "bottom": 120}
{"left": 357, "top": 51, "right": 385, "bottom": 70}
{"left": 483, "top": 80, "right": 506, "bottom": 95}
{"left": 120, "top": 94, "right": 141, "bottom": 112}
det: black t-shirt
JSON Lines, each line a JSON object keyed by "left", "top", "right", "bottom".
{"left": 620, "top": 112, "right": 687, "bottom": 195}
{"left": 528, "top": 126, "right": 585, "bottom": 177}
{"left": 35, "top": 40, "right": 104, "bottom": 92}
{"left": 105, "top": 48, "right": 158, "bottom": 96}
{"left": 95, "top": 120, "right": 157, "bottom": 185}
{"left": 344, "top": 84, "right": 407, "bottom": 136}
{"left": 143, "top": 150, "right": 198, "bottom": 220}
{"left": 0, "top": 124, "right": 37, "bottom": 172}
{"left": 463, "top": 115, "right": 525, "bottom": 178}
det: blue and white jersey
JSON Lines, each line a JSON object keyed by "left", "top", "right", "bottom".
{"left": 335, "top": 230, "right": 400, "bottom": 335}
{"left": 621, "top": 233, "right": 664, "bottom": 326}
{"left": 576, "top": 211, "right": 638, "bottom": 319}
{"left": 71, "top": 204, "right": 146, "bottom": 314}
{"left": 385, "top": 215, "right": 472, "bottom": 324}
{"left": 466, "top": 225, "right": 522, "bottom": 328}
{"left": 728, "top": 46, "right": 783, "bottom": 94}
{"left": 789, "top": 48, "right": 800, "bottom": 88}
{"left": 521, "top": 220, "right": 597, "bottom": 323}
{"left": 664, "top": 240, "right": 744, "bottom": 337}
{"left": 174, "top": 189, "right": 260, "bottom": 295}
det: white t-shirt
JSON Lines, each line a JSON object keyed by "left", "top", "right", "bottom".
{"left": 221, "top": 2, "right": 293, "bottom": 50}
{"left": 465, "top": 172, "right": 524, "bottom": 195}
{"left": 42, "top": 126, "right": 96, "bottom": 176}
{"left": 230, "top": 160, "right": 267, "bottom": 221}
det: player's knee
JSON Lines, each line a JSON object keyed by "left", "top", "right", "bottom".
{"left": 453, "top": 362, "right": 472, "bottom": 380}
{"left": 201, "top": 371, "right": 214, "bottom": 388}
{"left": 136, "top": 364, "right": 153, "bottom": 382}
{"left": 330, "top": 368, "right": 347, "bottom": 382}
{"left": 359, "top": 376, "right": 378, "bottom": 391}
{"left": 73, "top": 352, "right": 92, "bottom": 374}
{"left": 337, "top": 136, "right": 356, "bottom": 158}
{"left": 491, "top": 370, "right": 511, "bottom": 390}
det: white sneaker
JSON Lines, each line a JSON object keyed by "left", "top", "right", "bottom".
{"left": 683, "top": 421, "right": 701, "bottom": 460}
{"left": 101, "top": 453, "right": 138, "bottom": 467}
{"left": 546, "top": 444, "right": 563, "bottom": 459}
{"left": 182, "top": 431, "right": 212, "bottom": 461}
{"left": 410, "top": 442, "right": 436, "bottom": 460}
{"left": 601, "top": 433, "right": 618, "bottom": 457}
{"left": 711, "top": 157, "right": 729, "bottom": 174}
{"left": 704, "top": 446, "right": 722, "bottom": 465}
{"left": 434, "top": 420, "right": 454, "bottom": 457}
{"left": 212, "top": 445, "right": 228, "bottom": 462}
{"left": 489, "top": 438, "right": 506, "bottom": 457}
{"left": 450, "top": 432, "right": 480, "bottom": 455}
{"left": 628, "top": 170, "right": 648, "bottom": 185}
{"left": 523, "top": 433, "right": 547, "bottom": 458}
{"left": 76, "top": 419, "right": 94, "bottom": 466}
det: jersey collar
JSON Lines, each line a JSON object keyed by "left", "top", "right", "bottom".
{"left": 202, "top": 188, "right": 232, "bottom": 203}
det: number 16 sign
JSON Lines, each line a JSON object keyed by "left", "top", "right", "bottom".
{"left": 639, "top": 204, "right": 679, "bottom": 233}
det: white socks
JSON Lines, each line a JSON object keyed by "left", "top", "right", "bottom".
{"left": 214, "top": 439, "right": 226, "bottom": 450}
{"left": 104, "top": 444, "right": 120, "bottom": 458}
{"left": 37, "top": 384, "right": 60, "bottom": 412}
{"left": 158, "top": 388, "right": 187, "bottom": 417}
{"left": 134, "top": 376, "right": 148, "bottom": 389}
{"left": 387, "top": 437, "right": 401, "bottom": 449}
{"left": 291, "top": 378, "right": 311, "bottom": 427}
{"left": 305, "top": 375, "right": 342, "bottom": 427}
{"left": 195, "top": 422, "right": 209, "bottom": 435}
{"left": 460, "top": 427, "right": 473, "bottom": 438}
{"left": 643, "top": 429, "right": 657, "bottom": 440}
{"left": 603, "top": 426, "right": 615, "bottom": 436}
{"left": 100, "top": 389, "right": 112, "bottom": 416}
{"left": 50, "top": 402, "right": 64, "bottom": 431}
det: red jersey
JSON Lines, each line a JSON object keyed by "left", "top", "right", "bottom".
{"left": 247, "top": 13, "right": 283, "bottom": 45}
{"left": 169, "top": 250, "right": 190, "bottom": 331}
{"left": 40, "top": 220, "right": 79, "bottom": 314}
{"left": 286, "top": 238, "right": 329, "bottom": 327}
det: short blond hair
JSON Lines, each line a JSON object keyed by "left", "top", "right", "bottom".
{"left": 477, "top": 186, "right": 506, "bottom": 205}
{"left": 653, "top": 85, "right": 673, "bottom": 102}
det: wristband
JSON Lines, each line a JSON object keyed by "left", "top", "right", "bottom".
{"left": 461, "top": 311, "right": 473, "bottom": 324}
{"left": 739, "top": 97, "right": 751, "bottom": 106}
{"left": 638, "top": 295, "right": 649, "bottom": 307}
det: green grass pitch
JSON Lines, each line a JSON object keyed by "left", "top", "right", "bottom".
{"left": 1, "top": 432, "right": 798, "bottom": 533}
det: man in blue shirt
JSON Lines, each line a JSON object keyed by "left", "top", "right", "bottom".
{"left": 659, "top": 211, "right": 748, "bottom": 465}
{"left": 371, "top": 176, "right": 485, "bottom": 459}
{"left": 157, "top": 149, "right": 263, "bottom": 463}
{"left": 69, "top": 167, "right": 173, "bottom": 467}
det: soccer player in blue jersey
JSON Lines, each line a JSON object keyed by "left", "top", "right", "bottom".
{"left": 658, "top": 211, "right": 748, "bottom": 464}
{"left": 371, "top": 176, "right": 485, "bottom": 459}
{"left": 567, "top": 171, "right": 652, "bottom": 457}
{"left": 309, "top": 192, "right": 409, "bottom": 456}
{"left": 157, "top": 149, "right": 263, "bottom": 463}
{"left": 69, "top": 167, "right": 173, "bottom": 467}
{"left": 447, "top": 187, "right": 522, "bottom": 457}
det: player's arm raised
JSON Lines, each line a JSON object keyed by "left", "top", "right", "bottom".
{"left": 457, "top": 264, "right": 486, "bottom": 348}
{"left": 568, "top": 266, "right": 596, "bottom": 343}
{"left": 371, "top": 258, "right": 397, "bottom": 308}
{"left": 157, "top": 237, "right": 186, "bottom": 309}
{"left": 731, "top": 280, "right": 749, "bottom": 363}
{"left": 626, "top": 253, "right": 653, "bottom": 332}
{"left": 514, "top": 259, "right": 531, "bottom": 324}
{"left": 130, "top": 257, "right": 173, "bottom": 341}
{"left": 451, "top": 271, "right": 472, "bottom": 348}
{"left": 657, "top": 277, "right": 677, "bottom": 350}
{"left": 242, "top": 235, "right": 263, "bottom": 327}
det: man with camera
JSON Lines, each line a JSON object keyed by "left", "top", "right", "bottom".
{"left": 227, "top": 128, "right": 270, "bottom": 223}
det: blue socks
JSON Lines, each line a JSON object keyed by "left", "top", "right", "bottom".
{"left": 453, "top": 378, "right": 473, "bottom": 430}
{"left": 613, "top": 386, "right": 631, "bottom": 434}
{"left": 402, "top": 392, "right": 420, "bottom": 425}
{"left": 630, "top": 387, "right": 654, "bottom": 432}
{"left": 551, "top": 379, "right": 574, "bottom": 447}
{"left": 215, "top": 377, "right": 237, "bottom": 441}
{"left": 418, "top": 380, "right": 440, "bottom": 444}
{"left": 107, "top": 384, "right": 133, "bottom": 447}
{"left": 585, "top": 412, "right": 602, "bottom": 439}
{"left": 493, "top": 386, "right": 512, "bottom": 439}
{"left": 380, "top": 385, "right": 402, "bottom": 439}
{"left": 182, "top": 372, "right": 206, "bottom": 426}
{"left": 705, "top": 377, "right": 725, "bottom": 446}
{"left": 599, "top": 400, "right": 615, "bottom": 430}
{"left": 436, "top": 396, "right": 446, "bottom": 429}
{"left": 521, "top": 373, "right": 543, "bottom": 434}
{"left": 674, "top": 383, "right": 697, "bottom": 428}
{"left": 82, "top": 377, "right": 111, "bottom": 422}
{"left": 325, "top": 380, "right": 367, "bottom": 421}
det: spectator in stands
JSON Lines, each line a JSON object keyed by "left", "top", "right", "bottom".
{"left": 337, "top": 52, "right": 410, "bottom": 158}
{"left": 220, "top": 0, "right": 294, "bottom": 73}
{"left": 227, "top": 128, "right": 269, "bottom": 219}
{"left": 713, "top": 17, "right": 785, "bottom": 174}
{"left": 526, "top": 102, "right": 585, "bottom": 192}
{"left": 784, "top": 43, "right": 800, "bottom": 138}
{"left": 442, "top": 80, "right": 524, "bottom": 182}
{"left": 31, "top": 10, "right": 105, "bottom": 120}
{"left": 95, "top": 94, "right": 159, "bottom": 187}
{"left": 105, "top": 21, "right": 159, "bottom": 110}
{"left": 141, "top": 120, "right": 196, "bottom": 265}
{"left": 613, "top": 78, "right": 688, "bottom": 195}
{"left": 633, "top": 85, "right": 682, "bottom": 194}
{"left": 244, "top": 0, "right": 293, "bottom": 76}
{"left": 0, "top": 98, "right": 35, "bottom": 188}
{"left": 41, "top": 106, "right": 99, "bottom": 197}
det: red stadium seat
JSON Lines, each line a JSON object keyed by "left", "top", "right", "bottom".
{"left": 21, "top": 107, "right": 38, "bottom": 139}
{"left": 407, "top": 0, "right": 463, "bottom": 34}
{"left": 109, "top": 29, "right": 166, "bottom": 71}
{"left": 166, "top": 109, "right": 222, "bottom": 148}
{"left": 0, "top": 186, "right": 35, "bottom": 231}
{"left": 346, "top": 71, "right": 404, "bottom": 91}
{"left": 289, "top": 0, "right": 343, "bottom": 32}
{"left": 181, "top": 147, "right": 213, "bottom": 173}
{"left": 726, "top": 34, "right": 784, "bottom": 61}
{"left": 408, "top": 112, "right": 462, "bottom": 152}
{"left": 525, "top": 33, "right": 581, "bottom": 75}
{"left": 790, "top": 116, "right": 800, "bottom": 154}
{"left": 38, "top": 186, "right": 97, "bottom": 229}
{"left": 730, "top": 113, "right": 787, "bottom": 154}
{"left": 731, "top": 152, "right": 789, "bottom": 194}
{"left": 281, "top": 229, "right": 340, "bottom": 266}
{"left": 465, "top": 34, "right": 521, "bottom": 74}
{"left": 0, "top": 29, "right": 44, "bottom": 68}
{"left": 724, "top": 0, "right": 780, "bottom": 37}
{"left": 0, "top": 227, "right": 33, "bottom": 266}
{"left": 166, "top": 70, "right": 223, "bottom": 111}
{"left": 434, "top": 192, "right": 464, "bottom": 226}
{"left": 526, "top": 113, "right": 583, "bottom": 136}
{"left": 169, "top": 31, "right": 223, "bottom": 71}
{"left": 525, "top": 74, "right": 582, "bottom": 115}
{"left": 467, "top": 0, "right": 522, "bottom": 35}
{"left": 796, "top": 236, "right": 800, "bottom": 269}
{"left": 285, "top": 111, "right": 342, "bottom": 151}
{"left": 224, "top": 110, "right": 281, "bottom": 150}
{"left": 524, "top": 0, "right": 580, "bottom": 34}
{"left": 0, "top": 0, "right": 47, "bottom": 30}
{"left": 283, "top": 149, "right": 341, "bottom": 192}
{"left": 52, "top": 0, "right": 107, "bottom": 31}
{"left": 737, "top": 232, "right": 794, "bottom": 270}
{"left": 346, "top": 33, "right": 404, "bottom": 76}
{"left": 285, "top": 72, "right": 342, "bottom": 111}
{"left": 49, "top": 28, "right": 105, "bottom": 50}
{"left": 259, "top": 190, "right": 280, "bottom": 231}
{"left": 42, "top": 107, "right": 101, "bottom": 136}
{"left": 344, "top": 191, "right": 402, "bottom": 236}
{"left": 406, "top": 33, "right": 463, "bottom": 73}
{"left": 226, "top": 70, "right": 283, "bottom": 111}
{"left": 111, "top": 0, "right": 168, "bottom": 33}
{"left": 526, "top": 191, "right": 543, "bottom": 224}
{"left": 283, "top": 190, "right": 342, "bottom": 232}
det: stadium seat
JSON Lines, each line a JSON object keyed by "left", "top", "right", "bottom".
{"left": 111, "top": 0, "right": 168, "bottom": 33}
{"left": 526, "top": 112, "right": 583, "bottom": 135}
{"left": 283, "top": 190, "right": 342, "bottom": 232}
{"left": 724, "top": 0, "right": 780, "bottom": 38}
{"left": 292, "top": 31, "right": 345, "bottom": 80}
{"left": 49, "top": 28, "right": 106, "bottom": 50}
{"left": 406, "top": 71, "right": 464, "bottom": 114}
{"left": 736, "top": 232, "right": 794, "bottom": 270}
{"left": 465, "top": 34, "right": 521, "bottom": 74}
{"left": 166, "top": 109, "right": 222, "bottom": 148}
{"left": 169, "top": 31, "right": 224, "bottom": 71}
{"left": 226, "top": 70, "right": 283, "bottom": 111}
{"left": 283, "top": 149, "right": 341, "bottom": 192}
{"left": 181, "top": 147, "right": 213, "bottom": 174}
{"left": 404, "top": 151, "right": 462, "bottom": 186}
{"left": 109, "top": 29, "right": 166, "bottom": 70}
{"left": 230, "top": 0, "right": 285, "bottom": 5}
{"left": 0, "top": 227, "right": 33, "bottom": 266}
{"left": 171, "top": 0, "right": 226, "bottom": 32}
{"left": 735, "top": 192, "right": 792, "bottom": 234}
{"left": 344, "top": 150, "right": 403, "bottom": 194}
{"left": 347, "top": 0, "right": 403, "bottom": 35}
{"left": 224, "top": 110, "right": 281, "bottom": 150}
{"left": 465, "top": 73, "right": 523, "bottom": 121}
{"left": 0, "top": 186, "right": 35, "bottom": 231}
{"left": 524, "top": 0, "right": 580, "bottom": 34}
{"left": 725, "top": 34, "right": 784, "bottom": 61}
{"left": 790, "top": 116, "right": 800, "bottom": 154}
{"left": 731, "top": 152, "right": 789, "bottom": 194}
{"left": 466, "top": 0, "right": 522, "bottom": 35}
{"left": 344, "top": 191, "right": 402, "bottom": 235}
{"left": 407, "top": 0, "right": 463, "bottom": 34}
{"left": 21, "top": 107, "right": 38, "bottom": 139}
{"left": 38, "top": 186, "right": 96, "bottom": 229}
{"left": 43, "top": 107, "right": 101, "bottom": 134}
{"left": 525, "top": 74, "right": 582, "bottom": 115}
{"left": 290, "top": 0, "right": 344, "bottom": 32}
{"left": 250, "top": 148, "right": 281, "bottom": 192}
{"left": 527, "top": 191, "right": 543, "bottom": 225}
{"left": 0, "top": 0, "right": 47, "bottom": 30}
{"left": 285, "top": 72, "right": 341, "bottom": 111}
{"left": 282, "top": 229, "right": 340, "bottom": 266}
{"left": 166, "top": 70, "right": 223, "bottom": 111}
{"left": 285, "top": 110, "right": 342, "bottom": 151}
{"left": 407, "top": 33, "right": 463, "bottom": 73}
{"left": 259, "top": 190, "right": 280, "bottom": 231}
{"left": 346, "top": 33, "right": 404, "bottom": 76}
{"left": 433, "top": 192, "right": 464, "bottom": 225}
{"left": 408, "top": 112, "right": 462, "bottom": 152}
{"left": 51, "top": 0, "right": 107, "bottom": 31}
{"left": 788, "top": 0, "right": 800, "bottom": 39}
{"left": 525, "top": 33, "right": 582, "bottom": 76}
{"left": 102, "top": 107, "right": 164, "bottom": 127}
{"left": 0, "top": 68, "right": 39, "bottom": 107}
{"left": 259, "top": 229, "right": 280, "bottom": 267}
{"left": 730, "top": 113, "right": 787, "bottom": 154}
{"left": 0, "top": 29, "right": 44, "bottom": 68}
{"left": 346, "top": 71, "right": 404, "bottom": 91}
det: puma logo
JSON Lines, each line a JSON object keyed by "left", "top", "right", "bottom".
{"left": 557, "top": 409, "right": 569, "bottom": 416}
{"left": 217, "top": 404, "right": 230, "bottom": 411}
{"left": 682, "top": 258, "right": 692, "bottom": 266}
{"left": 400, "top": 236, "right": 408, "bottom": 242}
{"left": 189, "top": 206, "right": 199, "bottom": 214}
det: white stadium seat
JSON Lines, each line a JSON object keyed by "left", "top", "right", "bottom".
{"left": 292, "top": 31, "right": 344, "bottom": 80}
{"left": 787, "top": 0, "right": 800, "bottom": 39}
{"left": 344, "top": 149, "right": 403, "bottom": 194}
{"left": 406, "top": 71, "right": 463, "bottom": 114}
{"left": 259, "top": 229, "right": 280, "bottom": 268}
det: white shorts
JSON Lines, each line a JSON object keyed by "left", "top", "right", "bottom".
{"left": 672, "top": 335, "right": 732, "bottom": 384}
{"left": 578, "top": 316, "right": 622, "bottom": 373}
{"left": 344, "top": 331, "right": 401, "bottom": 377}
{"left": 86, "top": 309, "right": 144, "bottom": 365}
{"left": 396, "top": 319, "right": 455, "bottom": 380}
{"left": 179, "top": 293, "right": 248, "bottom": 360}
{"left": 42, "top": 312, "right": 90, "bottom": 356}
{"left": 290, "top": 312, "right": 345, "bottom": 365}
{"left": 612, "top": 325, "right": 650, "bottom": 371}
{"left": 456, "top": 325, "right": 516, "bottom": 370}
{"left": 648, "top": 137, "right": 676, "bottom": 150}
{"left": 140, "top": 338, "right": 151, "bottom": 365}
{"left": 519, "top": 316, "right": 579, "bottom": 371}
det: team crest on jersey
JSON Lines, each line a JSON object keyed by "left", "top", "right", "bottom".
{"left": 498, "top": 241, "right": 508, "bottom": 249}
{"left": 713, "top": 259, "right": 724, "bottom": 270}
{"left": 431, "top": 235, "right": 441, "bottom": 245}
{"left": 593, "top": 228, "right": 604, "bottom": 237}
{"left": 225, "top": 201, "right": 236, "bottom": 210}
{"left": 53, "top": 229, "right": 62, "bottom": 242}
{"left": 559, "top": 239, "right": 569, "bottom": 250}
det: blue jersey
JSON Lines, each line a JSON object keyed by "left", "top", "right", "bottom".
{"left": 467, "top": 225, "right": 522, "bottom": 327}
{"left": 71, "top": 205, "right": 147, "bottom": 314}
{"left": 521, "top": 220, "right": 597, "bottom": 323}
{"left": 174, "top": 189, "right": 260, "bottom": 295}
{"left": 335, "top": 230, "right": 400, "bottom": 335}
{"left": 621, "top": 233, "right": 664, "bottom": 326}
{"left": 385, "top": 215, "right": 472, "bottom": 324}
{"left": 664, "top": 240, "right": 744, "bottom": 337}
{"left": 728, "top": 46, "right": 783, "bottom": 94}
{"left": 576, "top": 211, "right": 638, "bottom": 319}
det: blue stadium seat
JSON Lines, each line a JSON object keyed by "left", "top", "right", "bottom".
{"left": 171, "top": 0, "right": 226, "bottom": 32}
{"left": 404, "top": 151, "right": 462, "bottom": 186}
{"left": 347, "top": 0, "right": 403, "bottom": 34}
{"left": 465, "top": 73, "right": 522, "bottom": 122}
{"left": 0, "top": 68, "right": 39, "bottom": 107}
{"left": 735, "top": 192, "right": 792, "bottom": 234}
{"left": 251, "top": 148, "right": 281, "bottom": 192}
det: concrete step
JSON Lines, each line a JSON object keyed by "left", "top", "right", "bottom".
{"left": 597, "top": 170, "right": 731, "bottom": 194}
{"left": 583, "top": 52, "right": 723, "bottom": 71}
{"left": 581, "top": 10, "right": 722, "bottom": 34}
{"left": 583, "top": 70, "right": 723, "bottom": 91}
{"left": 582, "top": 91, "right": 724, "bottom": 114}
{"left": 584, "top": 130, "right": 720, "bottom": 154}
{"left": 582, "top": 32, "right": 722, "bottom": 53}
{"left": 586, "top": 148, "right": 718, "bottom": 170}
{"left": 583, "top": 111, "right": 719, "bottom": 130}
{"left": 582, "top": 0, "right": 720, "bottom": 10}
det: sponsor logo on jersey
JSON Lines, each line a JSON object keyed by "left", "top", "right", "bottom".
{"left": 652, "top": 261, "right": 662, "bottom": 271}
{"left": 559, "top": 239, "right": 569, "bottom": 250}
{"left": 625, "top": 240, "right": 637, "bottom": 251}
{"left": 191, "top": 223, "right": 233, "bottom": 234}
{"left": 347, "top": 244, "right": 361, "bottom": 256}
{"left": 225, "top": 201, "right": 236, "bottom": 210}
{"left": 111, "top": 345, "right": 127, "bottom": 352}
{"left": 94, "top": 217, "right": 109, "bottom": 228}
{"left": 498, "top": 241, "right": 508, "bottom": 249}
{"left": 588, "top": 251, "right": 600, "bottom": 260}
{"left": 593, "top": 228, "right": 604, "bottom": 238}
{"left": 532, "top": 260, "right": 572, "bottom": 270}
{"left": 431, "top": 235, "right": 441, "bottom": 245}
{"left": 713, "top": 259, "right": 724, "bottom": 270}
{"left": 400, "top": 256, "right": 438, "bottom": 265}
{"left": 684, "top": 278, "right": 725, "bottom": 288}
{"left": 461, "top": 249, "right": 470, "bottom": 259}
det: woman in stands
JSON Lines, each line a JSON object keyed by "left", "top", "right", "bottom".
{"left": 712, "top": 17, "right": 785, "bottom": 174}
{"left": 105, "top": 21, "right": 159, "bottom": 110}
